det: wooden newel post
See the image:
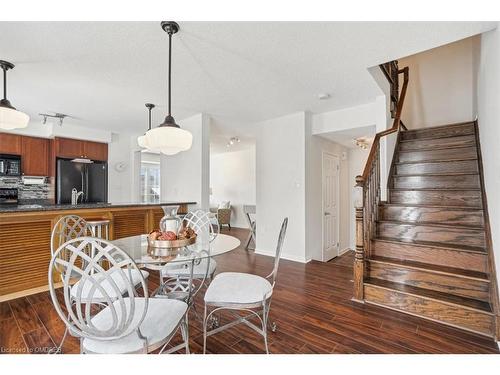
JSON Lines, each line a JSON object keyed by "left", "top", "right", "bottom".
{"left": 353, "top": 175, "right": 365, "bottom": 302}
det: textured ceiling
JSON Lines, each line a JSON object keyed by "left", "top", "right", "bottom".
{"left": 0, "top": 21, "right": 495, "bottom": 137}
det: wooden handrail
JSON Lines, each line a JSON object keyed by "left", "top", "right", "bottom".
{"left": 352, "top": 62, "right": 409, "bottom": 303}
{"left": 361, "top": 67, "right": 409, "bottom": 182}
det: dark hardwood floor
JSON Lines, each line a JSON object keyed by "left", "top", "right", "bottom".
{"left": 0, "top": 227, "right": 498, "bottom": 354}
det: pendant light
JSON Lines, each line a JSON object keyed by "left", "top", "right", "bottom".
{"left": 0, "top": 60, "right": 30, "bottom": 130}
{"left": 144, "top": 21, "right": 192, "bottom": 156}
{"left": 137, "top": 103, "right": 155, "bottom": 149}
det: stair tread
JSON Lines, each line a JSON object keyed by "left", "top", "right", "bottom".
{"left": 393, "top": 172, "right": 479, "bottom": 177}
{"left": 368, "top": 255, "right": 489, "bottom": 281}
{"left": 390, "top": 187, "right": 481, "bottom": 191}
{"left": 380, "top": 203, "right": 483, "bottom": 211}
{"left": 375, "top": 236, "right": 487, "bottom": 254}
{"left": 365, "top": 278, "right": 492, "bottom": 313}
{"left": 398, "top": 145, "right": 477, "bottom": 153}
{"left": 396, "top": 158, "right": 478, "bottom": 164}
{"left": 377, "top": 219, "right": 484, "bottom": 230}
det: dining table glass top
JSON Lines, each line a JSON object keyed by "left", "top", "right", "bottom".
{"left": 111, "top": 233, "right": 241, "bottom": 265}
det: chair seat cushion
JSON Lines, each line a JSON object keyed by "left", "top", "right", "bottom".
{"left": 70, "top": 269, "right": 149, "bottom": 300}
{"left": 82, "top": 297, "right": 187, "bottom": 354}
{"left": 161, "top": 258, "right": 217, "bottom": 278}
{"left": 204, "top": 272, "right": 272, "bottom": 305}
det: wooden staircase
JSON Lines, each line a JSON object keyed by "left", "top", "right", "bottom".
{"left": 353, "top": 61, "right": 499, "bottom": 340}
{"left": 362, "top": 121, "right": 498, "bottom": 337}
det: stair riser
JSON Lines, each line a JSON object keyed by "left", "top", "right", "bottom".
{"left": 364, "top": 284, "right": 494, "bottom": 337}
{"left": 393, "top": 175, "right": 480, "bottom": 189}
{"left": 379, "top": 206, "right": 484, "bottom": 227}
{"left": 398, "top": 147, "right": 477, "bottom": 163}
{"left": 399, "top": 135, "right": 476, "bottom": 151}
{"left": 378, "top": 223, "right": 485, "bottom": 248}
{"left": 390, "top": 190, "right": 482, "bottom": 207}
{"left": 402, "top": 123, "right": 475, "bottom": 141}
{"left": 367, "top": 262, "right": 490, "bottom": 302}
{"left": 396, "top": 160, "right": 478, "bottom": 175}
{"left": 371, "top": 240, "right": 488, "bottom": 273}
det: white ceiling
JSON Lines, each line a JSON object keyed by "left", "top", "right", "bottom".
{"left": 0, "top": 22, "right": 495, "bottom": 138}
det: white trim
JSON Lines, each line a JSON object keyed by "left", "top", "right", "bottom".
{"left": 321, "top": 151, "right": 340, "bottom": 262}
{"left": 254, "top": 248, "right": 311, "bottom": 264}
{"left": 339, "top": 247, "right": 353, "bottom": 256}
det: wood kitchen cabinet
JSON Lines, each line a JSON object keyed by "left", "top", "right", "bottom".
{"left": 55, "top": 137, "right": 108, "bottom": 161}
{"left": 84, "top": 140, "right": 108, "bottom": 161}
{"left": 21, "top": 136, "right": 50, "bottom": 176}
{"left": 0, "top": 132, "right": 22, "bottom": 155}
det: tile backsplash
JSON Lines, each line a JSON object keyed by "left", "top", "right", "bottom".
{"left": 0, "top": 177, "right": 53, "bottom": 203}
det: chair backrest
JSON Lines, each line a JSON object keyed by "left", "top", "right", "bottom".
{"left": 48, "top": 237, "right": 148, "bottom": 342}
{"left": 51, "top": 215, "right": 89, "bottom": 255}
{"left": 267, "top": 217, "right": 288, "bottom": 286}
{"left": 184, "top": 209, "right": 219, "bottom": 245}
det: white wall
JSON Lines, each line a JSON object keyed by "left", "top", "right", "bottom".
{"left": 399, "top": 36, "right": 479, "bottom": 128}
{"left": 160, "top": 114, "right": 210, "bottom": 210}
{"left": 477, "top": 24, "right": 500, "bottom": 303}
{"left": 348, "top": 147, "right": 370, "bottom": 249}
{"left": 256, "top": 112, "right": 307, "bottom": 263}
{"left": 306, "top": 133, "right": 350, "bottom": 261}
{"left": 107, "top": 132, "right": 137, "bottom": 203}
{"left": 210, "top": 146, "right": 256, "bottom": 228}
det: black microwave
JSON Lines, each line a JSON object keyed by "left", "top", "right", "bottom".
{"left": 0, "top": 154, "right": 21, "bottom": 176}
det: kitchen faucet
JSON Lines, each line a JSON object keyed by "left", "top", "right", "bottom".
{"left": 71, "top": 188, "right": 84, "bottom": 205}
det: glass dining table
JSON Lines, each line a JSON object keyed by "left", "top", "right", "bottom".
{"left": 111, "top": 233, "right": 241, "bottom": 267}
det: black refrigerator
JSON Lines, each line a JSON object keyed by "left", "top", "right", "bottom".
{"left": 56, "top": 158, "right": 108, "bottom": 204}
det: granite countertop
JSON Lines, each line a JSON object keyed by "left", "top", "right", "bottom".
{"left": 0, "top": 201, "right": 196, "bottom": 213}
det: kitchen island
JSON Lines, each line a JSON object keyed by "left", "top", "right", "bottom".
{"left": 0, "top": 201, "right": 195, "bottom": 300}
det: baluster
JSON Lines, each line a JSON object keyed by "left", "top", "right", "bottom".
{"left": 353, "top": 175, "right": 365, "bottom": 302}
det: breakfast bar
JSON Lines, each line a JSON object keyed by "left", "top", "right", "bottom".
{"left": 0, "top": 201, "right": 195, "bottom": 300}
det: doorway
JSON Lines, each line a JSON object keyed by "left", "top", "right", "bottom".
{"left": 322, "top": 151, "right": 340, "bottom": 261}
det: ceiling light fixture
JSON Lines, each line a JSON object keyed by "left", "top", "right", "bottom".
{"left": 226, "top": 137, "right": 241, "bottom": 147}
{"left": 39, "top": 112, "right": 68, "bottom": 126}
{"left": 354, "top": 137, "right": 370, "bottom": 150}
{"left": 0, "top": 60, "right": 30, "bottom": 130}
{"left": 137, "top": 103, "right": 155, "bottom": 149}
{"left": 142, "top": 21, "right": 193, "bottom": 156}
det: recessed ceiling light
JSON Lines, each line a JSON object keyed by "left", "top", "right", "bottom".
{"left": 317, "top": 93, "right": 331, "bottom": 100}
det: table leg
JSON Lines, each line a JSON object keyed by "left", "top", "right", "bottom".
{"left": 245, "top": 213, "right": 256, "bottom": 250}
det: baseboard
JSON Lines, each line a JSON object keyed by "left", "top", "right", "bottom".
{"left": 254, "top": 248, "right": 311, "bottom": 263}
{"left": 339, "top": 247, "right": 353, "bottom": 256}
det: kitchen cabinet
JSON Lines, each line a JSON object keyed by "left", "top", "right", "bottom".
{"left": 55, "top": 137, "right": 108, "bottom": 161}
{"left": 0, "top": 133, "right": 22, "bottom": 155}
{"left": 84, "top": 140, "right": 108, "bottom": 161}
{"left": 21, "top": 136, "right": 50, "bottom": 176}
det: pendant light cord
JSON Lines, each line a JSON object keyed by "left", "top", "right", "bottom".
{"left": 2, "top": 67, "right": 6, "bottom": 100}
{"left": 168, "top": 31, "right": 172, "bottom": 117}
{"left": 148, "top": 106, "right": 152, "bottom": 130}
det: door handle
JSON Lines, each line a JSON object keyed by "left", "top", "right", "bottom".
{"left": 324, "top": 212, "right": 331, "bottom": 216}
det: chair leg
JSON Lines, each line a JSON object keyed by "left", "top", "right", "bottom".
{"left": 228, "top": 224, "right": 231, "bottom": 231}
{"left": 180, "top": 319, "right": 190, "bottom": 354}
{"left": 203, "top": 304, "right": 208, "bottom": 354}
{"left": 262, "top": 304, "right": 269, "bottom": 354}
{"left": 48, "top": 326, "right": 69, "bottom": 354}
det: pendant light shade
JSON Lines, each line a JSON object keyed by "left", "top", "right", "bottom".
{"left": 137, "top": 103, "right": 155, "bottom": 149}
{"left": 145, "top": 126, "right": 193, "bottom": 155}
{"left": 0, "top": 60, "right": 29, "bottom": 130}
{"left": 140, "top": 21, "right": 192, "bottom": 156}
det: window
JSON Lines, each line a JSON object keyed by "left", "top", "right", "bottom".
{"left": 140, "top": 153, "right": 160, "bottom": 203}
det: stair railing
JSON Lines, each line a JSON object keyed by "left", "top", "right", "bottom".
{"left": 353, "top": 62, "right": 409, "bottom": 302}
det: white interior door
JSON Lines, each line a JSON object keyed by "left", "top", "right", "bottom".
{"left": 322, "top": 152, "right": 340, "bottom": 261}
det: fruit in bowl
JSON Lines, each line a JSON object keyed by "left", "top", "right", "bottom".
{"left": 159, "top": 231, "right": 177, "bottom": 241}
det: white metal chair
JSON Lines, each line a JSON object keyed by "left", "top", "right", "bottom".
{"left": 50, "top": 215, "right": 149, "bottom": 353}
{"left": 202, "top": 217, "right": 288, "bottom": 354}
{"left": 159, "top": 210, "right": 220, "bottom": 302}
{"left": 48, "top": 237, "right": 190, "bottom": 354}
